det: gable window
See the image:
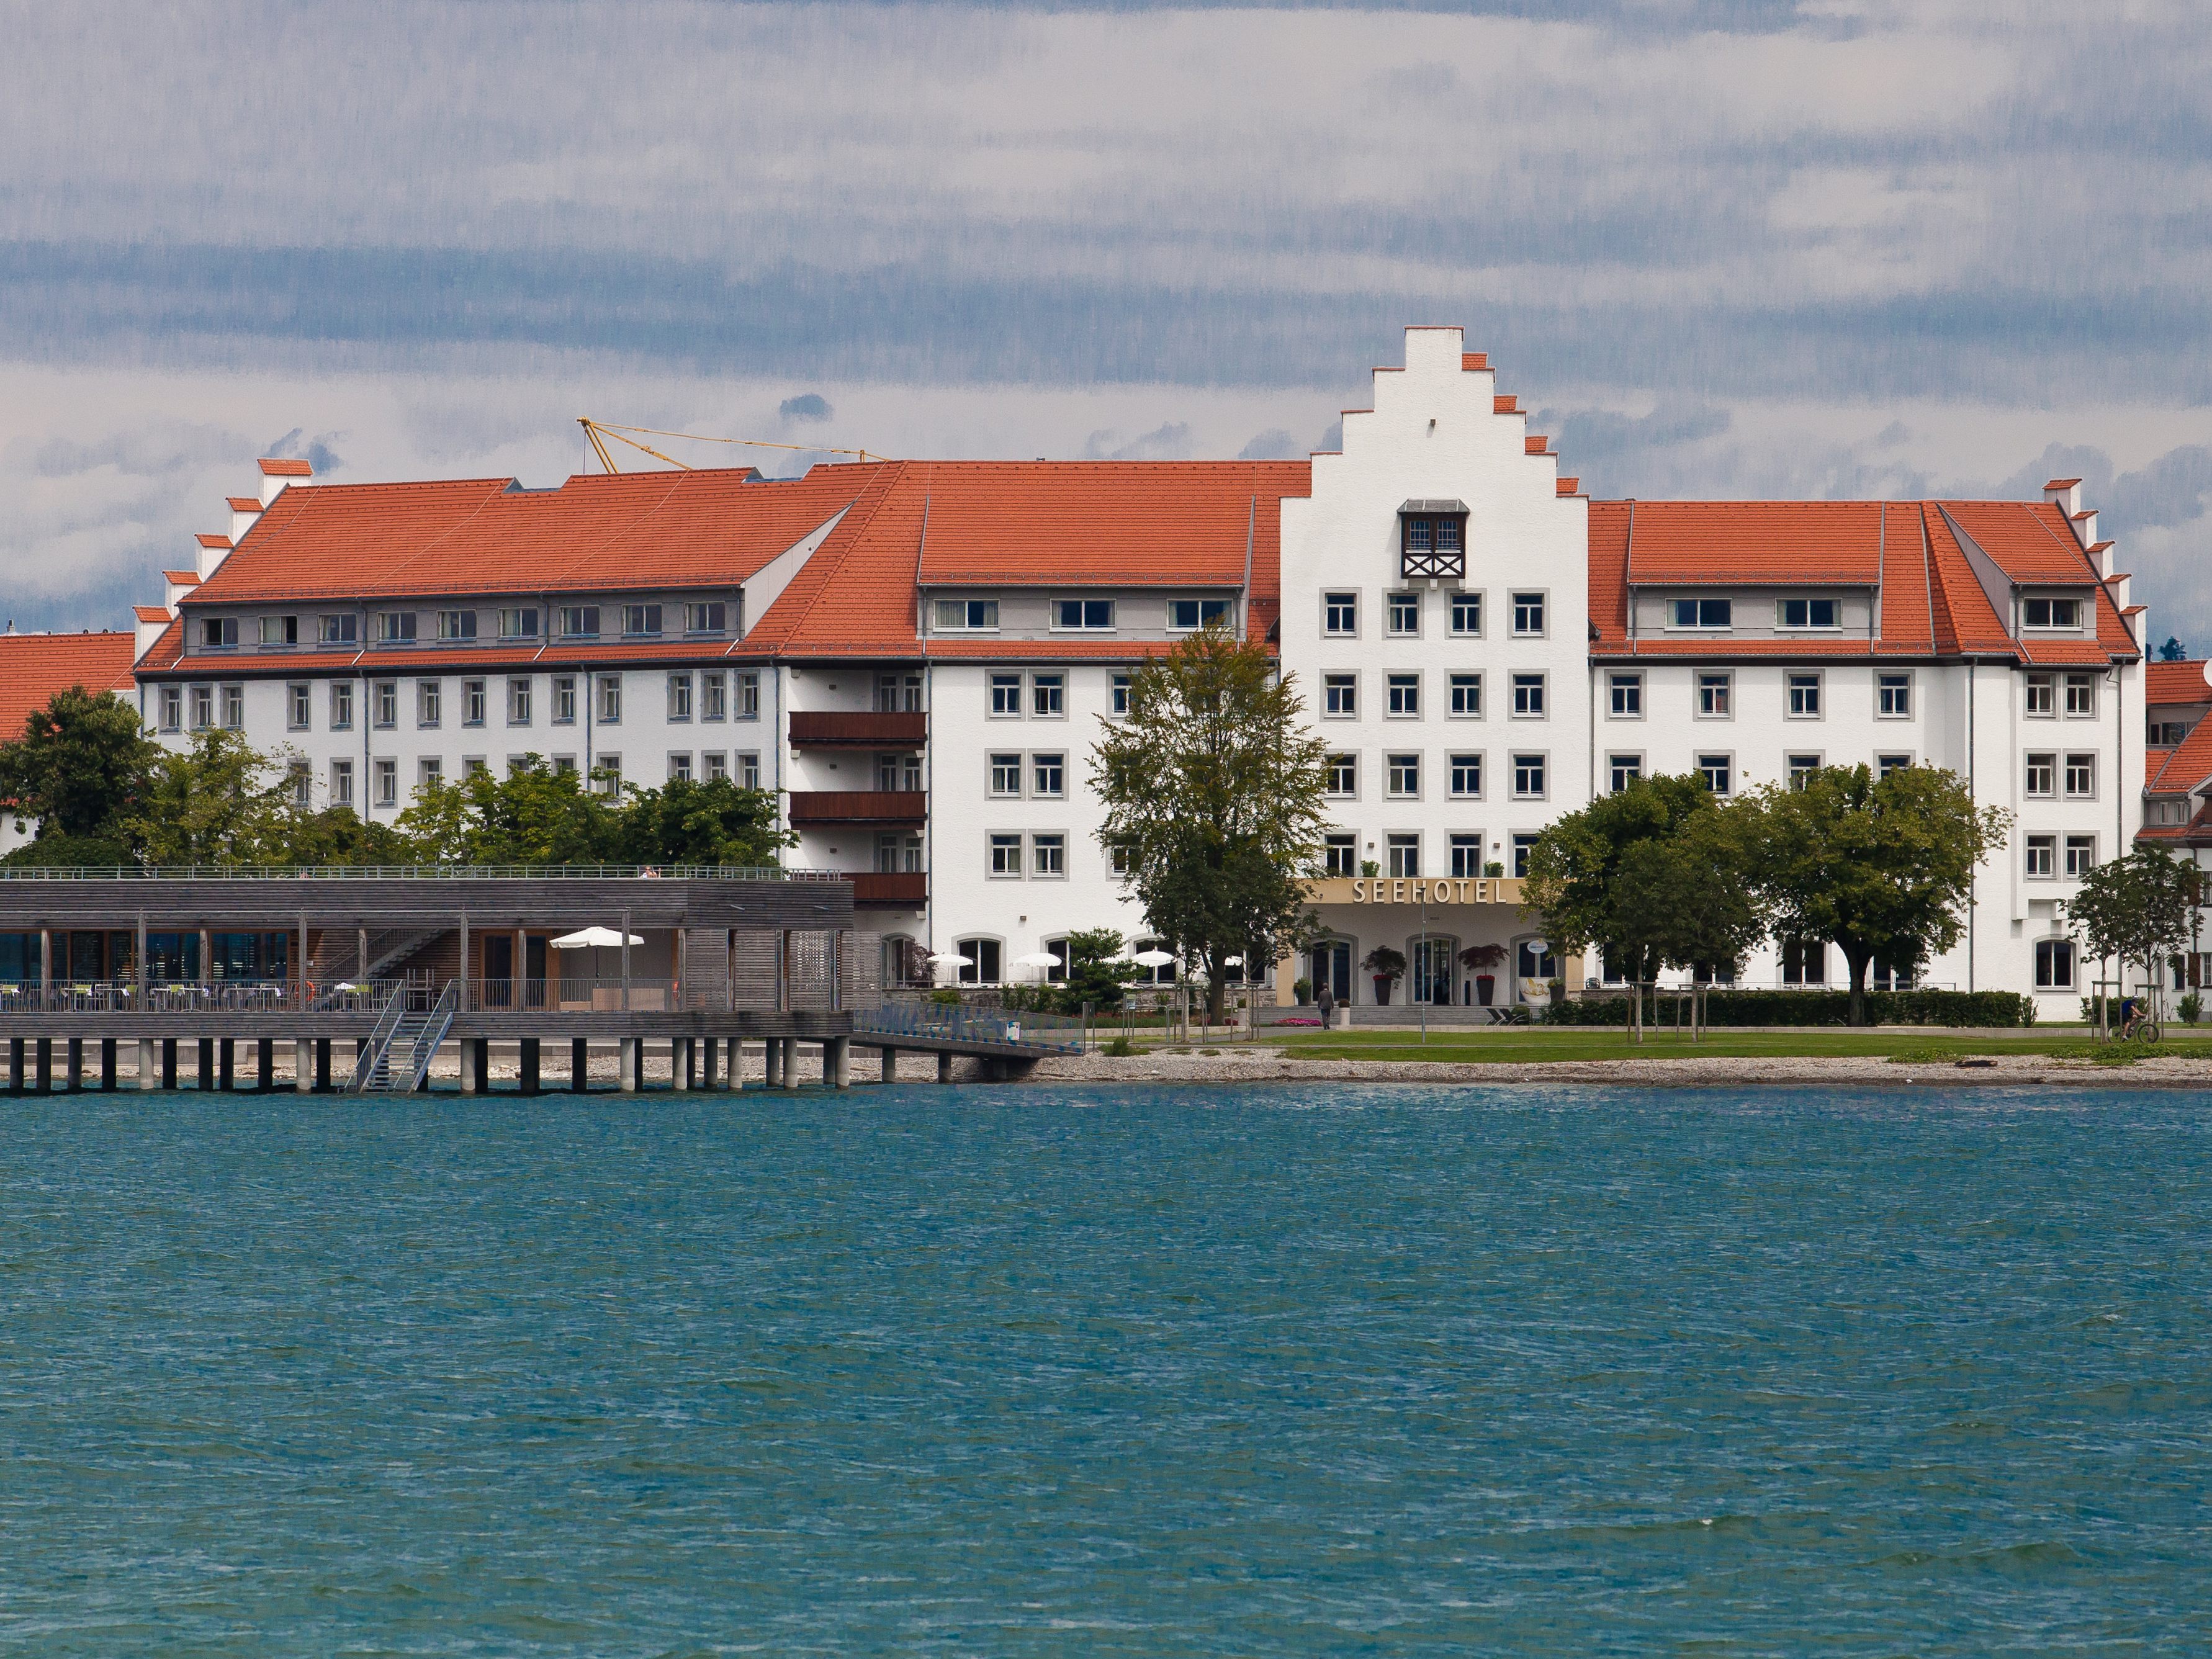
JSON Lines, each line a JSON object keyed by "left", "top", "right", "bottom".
{"left": 1168, "top": 598, "right": 1230, "bottom": 631}
{"left": 1511, "top": 673, "right": 1545, "bottom": 718}
{"left": 2022, "top": 596, "right": 2082, "bottom": 630}
{"left": 1672, "top": 597, "right": 1732, "bottom": 629}
{"left": 1512, "top": 752, "right": 1545, "bottom": 799}
{"left": 1778, "top": 598, "right": 1838, "bottom": 629}
{"left": 438, "top": 610, "right": 477, "bottom": 642}
{"left": 1326, "top": 754, "right": 1357, "bottom": 797}
{"left": 684, "top": 601, "right": 727, "bottom": 634}
{"left": 1450, "top": 592, "right": 1482, "bottom": 636}
{"left": 1450, "top": 753, "right": 1483, "bottom": 798}
{"left": 557, "top": 606, "right": 599, "bottom": 639}
{"left": 1387, "top": 673, "right": 1419, "bottom": 717}
{"left": 1386, "top": 753, "right": 1421, "bottom": 798}
{"left": 1387, "top": 592, "right": 1419, "bottom": 636}
{"left": 1399, "top": 503, "right": 1468, "bottom": 579}
{"left": 1054, "top": 598, "right": 1115, "bottom": 631}
{"left": 622, "top": 604, "right": 664, "bottom": 637}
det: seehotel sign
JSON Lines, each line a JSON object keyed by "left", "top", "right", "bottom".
{"left": 1303, "top": 877, "right": 1526, "bottom": 907}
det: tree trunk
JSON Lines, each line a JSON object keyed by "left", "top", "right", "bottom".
{"left": 1843, "top": 948, "right": 1871, "bottom": 1027}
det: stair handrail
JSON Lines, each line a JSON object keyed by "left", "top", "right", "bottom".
{"left": 399, "top": 979, "right": 461, "bottom": 1094}
{"left": 349, "top": 984, "right": 408, "bottom": 1092}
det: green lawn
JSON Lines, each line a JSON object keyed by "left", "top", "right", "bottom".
{"left": 1146, "top": 1027, "right": 2212, "bottom": 1066}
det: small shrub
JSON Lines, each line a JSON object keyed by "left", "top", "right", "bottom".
{"left": 1293, "top": 977, "right": 1313, "bottom": 1004}
{"left": 929, "top": 989, "right": 963, "bottom": 1007}
{"left": 1104, "top": 1036, "right": 1135, "bottom": 1058}
{"left": 2181, "top": 992, "right": 2203, "bottom": 1026}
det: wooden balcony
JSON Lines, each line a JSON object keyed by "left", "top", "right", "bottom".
{"left": 788, "top": 791, "right": 928, "bottom": 825}
{"left": 788, "top": 711, "right": 928, "bottom": 747}
{"left": 850, "top": 872, "right": 927, "bottom": 906}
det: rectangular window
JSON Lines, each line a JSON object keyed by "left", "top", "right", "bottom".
{"left": 191, "top": 685, "right": 213, "bottom": 731}
{"left": 417, "top": 679, "right": 441, "bottom": 727}
{"left": 1449, "top": 834, "right": 1484, "bottom": 878}
{"left": 2034, "top": 938, "right": 2075, "bottom": 989}
{"left": 1323, "top": 834, "right": 1357, "bottom": 878}
{"left": 551, "top": 676, "right": 575, "bottom": 725}
{"left": 2025, "top": 673, "right": 2054, "bottom": 717}
{"left": 1699, "top": 753, "right": 1732, "bottom": 796}
{"left": 736, "top": 671, "right": 760, "bottom": 720}
{"left": 1387, "top": 673, "right": 1420, "bottom": 717}
{"left": 508, "top": 678, "right": 533, "bottom": 726}
{"left": 1511, "top": 832, "right": 1539, "bottom": 878}
{"left": 1387, "top": 834, "right": 1420, "bottom": 879}
{"left": 1511, "top": 673, "right": 1545, "bottom": 718}
{"left": 1511, "top": 592, "right": 1546, "bottom": 636}
{"left": 702, "top": 752, "right": 727, "bottom": 781}
{"left": 330, "top": 758, "right": 353, "bottom": 806}
{"left": 1110, "top": 673, "right": 1132, "bottom": 716}
{"left": 1326, "top": 754, "right": 1357, "bottom": 797}
{"left": 318, "top": 613, "right": 357, "bottom": 645}
{"left": 622, "top": 604, "right": 664, "bottom": 637}
{"left": 1387, "top": 592, "right": 1419, "bottom": 636}
{"left": 1782, "top": 937, "right": 1827, "bottom": 985}
{"left": 468, "top": 757, "right": 493, "bottom": 778}
{"left": 595, "top": 757, "right": 623, "bottom": 797}
{"left": 1449, "top": 673, "right": 1481, "bottom": 718}
{"left": 1386, "top": 753, "right": 1421, "bottom": 798}
{"left": 159, "top": 686, "right": 182, "bottom": 732}
{"left": 2024, "top": 752, "right": 2055, "bottom": 797}
{"left": 1450, "top": 592, "right": 1481, "bottom": 636}
{"left": 987, "top": 674, "right": 1023, "bottom": 717}
{"left": 2063, "top": 752, "right": 2095, "bottom": 798}
{"left": 287, "top": 682, "right": 310, "bottom": 731}
{"left": 989, "top": 753, "right": 1022, "bottom": 796}
{"left": 374, "top": 758, "right": 397, "bottom": 807}
{"left": 1778, "top": 597, "right": 1838, "bottom": 629}
{"left": 2064, "top": 672, "right": 2097, "bottom": 717}
{"left": 1032, "top": 753, "right": 1065, "bottom": 798}
{"left": 376, "top": 612, "right": 416, "bottom": 645}
{"left": 220, "top": 685, "right": 243, "bottom": 729}
{"left": 1673, "top": 597, "right": 1733, "bottom": 629}
{"left": 1053, "top": 598, "right": 1115, "bottom": 631}
{"left": 462, "top": 678, "right": 486, "bottom": 727}
{"left": 876, "top": 672, "right": 923, "bottom": 713}
{"left": 597, "top": 675, "right": 621, "bottom": 724}
{"left": 668, "top": 752, "right": 693, "bottom": 782}
{"left": 1609, "top": 752, "right": 1642, "bottom": 793}
{"left": 739, "top": 752, "right": 760, "bottom": 790}
{"left": 1697, "top": 673, "right": 1731, "bottom": 717}
{"left": 1877, "top": 752, "right": 1913, "bottom": 778}
{"left": 1168, "top": 598, "right": 1230, "bottom": 631}
{"left": 1032, "top": 833, "right": 1066, "bottom": 877}
{"left": 933, "top": 598, "right": 999, "bottom": 632}
{"left": 667, "top": 672, "right": 693, "bottom": 722}
{"left": 1512, "top": 752, "right": 1545, "bottom": 799}
{"left": 1787, "top": 673, "right": 1822, "bottom": 717}
{"left": 700, "top": 671, "right": 726, "bottom": 721}
{"left": 498, "top": 607, "right": 539, "bottom": 641}
{"left": 418, "top": 756, "right": 443, "bottom": 794}
{"left": 684, "top": 601, "right": 727, "bottom": 635}
{"left": 1323, "top": 591, "right": 1357, "bottom": 636}
{"left": 1608, "top": 673, "right": 1643, "bottom": 717}
{"left": 557, "top": 606, "right": 599, "bottom": 639}
{"left": 200, "top": 617, "right": 238, "bottom": 649}
{"left": 2023, "top": 596, "right": 2081, "bottom": 629}
{"left": 1324, "top": 674, "right": 1357, "bottom": 717}
{"left": 1877, "top": 673, "right": 1912, "bottom": 717}
{"left": 1787, "top": 753, "right": 1822, "bottom": 788}
{"left": 2064, "top": 835, "right": 2097, "bottom": 878}
{"left": 1449, "top": 753, "right": 1483, "bottom": 798}
{"left": 260, "top": 614, "right": 298, "bottom": 647}
{"left": 2025, "top": 835, "right": 2055, "bottom": 878}
{"left": 437, "top": 609, "right": 477, "bottom": 642}
{"left": 1032, "top": 674, "right": 1064, "bottom": 717}
{"left": 330, "top": 681, "right": 353, "bottom": 731}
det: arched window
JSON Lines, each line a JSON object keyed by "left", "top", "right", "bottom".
{"left": 955, "top": 937, "right": 1002, "bottom": 985}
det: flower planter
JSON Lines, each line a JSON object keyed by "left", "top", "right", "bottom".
{"left": 1372, "top": 976, "right": 1396, "bottom": 1005}
{"left": 1475, "top": 975, "right": 1495, "bottom": 1006}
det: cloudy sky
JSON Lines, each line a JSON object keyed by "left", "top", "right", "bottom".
{"left": 4, "top": 0, "right": 2208, "bottom": 644}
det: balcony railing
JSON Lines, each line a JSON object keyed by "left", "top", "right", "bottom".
{"left": 788, "top": 791, "right": 928, "bottom": 825}
{"left": 788, "top": 711, "right": 928, "bottom": 747}
{"left": 850, "top": 872, "right": 927, "bottom": 906}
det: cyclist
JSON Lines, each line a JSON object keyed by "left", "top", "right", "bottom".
{"left": 2118, "top": 994, "right": 2145, "bottom": 1040}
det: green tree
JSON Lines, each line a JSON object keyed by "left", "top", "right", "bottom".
{"left": 126, "top": 729, "right": 299, "bottom": 866}
{"left": 1092, "top": 629, "right": 1332, "bottom": 1019}
{"left": 1523, "top": 773, "right": 1724, "bottom": 990}
{"left": 262, "top": 804, "right": 413, "bottom": 868}
{"left": 1609, "top": 810, "right": 1769, "bottom": 1035}
{"left": 616, "top": 776, "right": 792, "bottom": 867}
{"left": 1058, "top": 927, "right": 1140, "bottom": 1014}
{"left": 398, "top": 760, "right": 623, "bottom": 865}
{"left": 0, "top": 686, "right": 156, "bottom": 849}
{"left": 1748, "top": 763, "right": 2010, "bottom": 1025}
{"left": 2066, "top": 848, "right": 2200, "bottom": 1022}
{"left": 2159, "top": 636, "right": 2188, "bottom": 662}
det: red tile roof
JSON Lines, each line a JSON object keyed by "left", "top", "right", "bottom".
{"left": 196, "top": 533, "right": 231, "bottom": 551}
{"left": 1495, "top": 395, "right": 1518, "bottom": 414}
{"left": 1462, "top": 353, "right": 1488, "bottom": 371}
{"left": 1623, "top": 501, "right": 1888, "bottom": 586}
{"left": 0, "top": 632, "right": 137, "bottom": 737}
{"left": 133, "top": 606, "right": 171, "bottom": 624}
{"left": 2146, "top": 713, "right": 2212, "bottom": 795}
{"left": 2149, "top": 660, "right": 2212, "bottom": 703}
{"left": 259, "top": 458, "right": 313, "bottom": 477}
{"left": 1941, "top": 501, "right": 2100, "bottom": 584}
{"left": 162, "top": 570, "right": 200, "bottom": 587}
{"left": 227, "top": 497, "right": 263, "bottom": 513}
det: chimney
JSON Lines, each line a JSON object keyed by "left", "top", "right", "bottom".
{"left": 258, "top": 456, "right": 312, "bottom": 506}
{"left": 133, "top": 605, "right": 171, "bottom": 662}
{"left": 194, "top": 533, "right": 232, "bottom": 580}
{"left": 2043, "top": 477, "right": 2082, "bottom": 517}
{"left": 163, "top": 570, "right": 201, "bottom": 611}
{"left": 228, "top": 495, "right": 263, "bottom": 546}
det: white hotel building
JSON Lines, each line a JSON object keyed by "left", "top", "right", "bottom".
{"left": 122, "top": 328, "right": 2148, "bottom": 1016}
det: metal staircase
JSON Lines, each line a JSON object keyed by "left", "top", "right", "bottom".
{"left": 349, "top": 980, "right": 459, "bottom": 1094}
{"left": 310, "top": 926, "right": 445, "bottom": 1001}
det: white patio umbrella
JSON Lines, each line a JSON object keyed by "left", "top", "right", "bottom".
{"left": 926, "top": 951, "right": 972, "bottom": 966}
{"left": 551, "top": 925, "right": 645, "bottom": 986}
{"left": 1010, "top": 949, "right": 1063, "bottom": 982}
{"left": 1131, "top": 948, "right": 1177, "bottom": 967}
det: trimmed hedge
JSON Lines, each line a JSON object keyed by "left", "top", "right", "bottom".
{"left": 1544, "top": 988, "right": 2035, "bottom": 1028}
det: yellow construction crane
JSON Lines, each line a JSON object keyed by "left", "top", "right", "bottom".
{"left": 577, "top": 418, "right": 885, "bottom": 474}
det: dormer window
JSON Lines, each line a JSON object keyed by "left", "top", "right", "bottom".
{"left": 1399, "top": 500, "right": 1468, "bottom": 580}
{"left": 200, "top": 616, "right": 238, "bottom": 649}
{"left": 1778, "top": 597, "right": 1838, "bottom": 629}
{"left": 932, "top": 598, "right": 999, "bottom": 632}
{"left": 622, "top": 604, "right": 663, "bottom": 637}
{"left": 1672, "top": 598, "right": 1732, "bottom": 629}
{"left": 318, "top": 614, "right": 357, "bottom": 645}
{"left": 557, "top": 606, "right": 599, "bottom": 639}
{"left": 499, "top": 607, "right": 539, "bottom": 640}
{"left": 2023, "top": 596, "right": 2082, "bottom": 630}
{"left": 437, "top": 609, "right": 477, "bottom": 642}
{"left": 1054, "top": 599, "right": 1115, "bottom": 631}
{"left": 376, "top": 611, "right": 418, "bottom": 644}
{"left": 258, "top": 614, "right": 297, "bottom": 647}
{"left": 1168, "top": 598, "right": 1230, "bottom": 631}
{"left": 684, "top": 601, "right": 726, "bottom": 634}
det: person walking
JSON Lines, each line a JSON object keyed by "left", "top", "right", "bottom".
{"left": 1317, "top": 979, "right": 1336, "bottom": 1027}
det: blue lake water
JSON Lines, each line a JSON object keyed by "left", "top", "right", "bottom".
{"left": 2, "top": 1084, "right": 2209, "bottom": 1655}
